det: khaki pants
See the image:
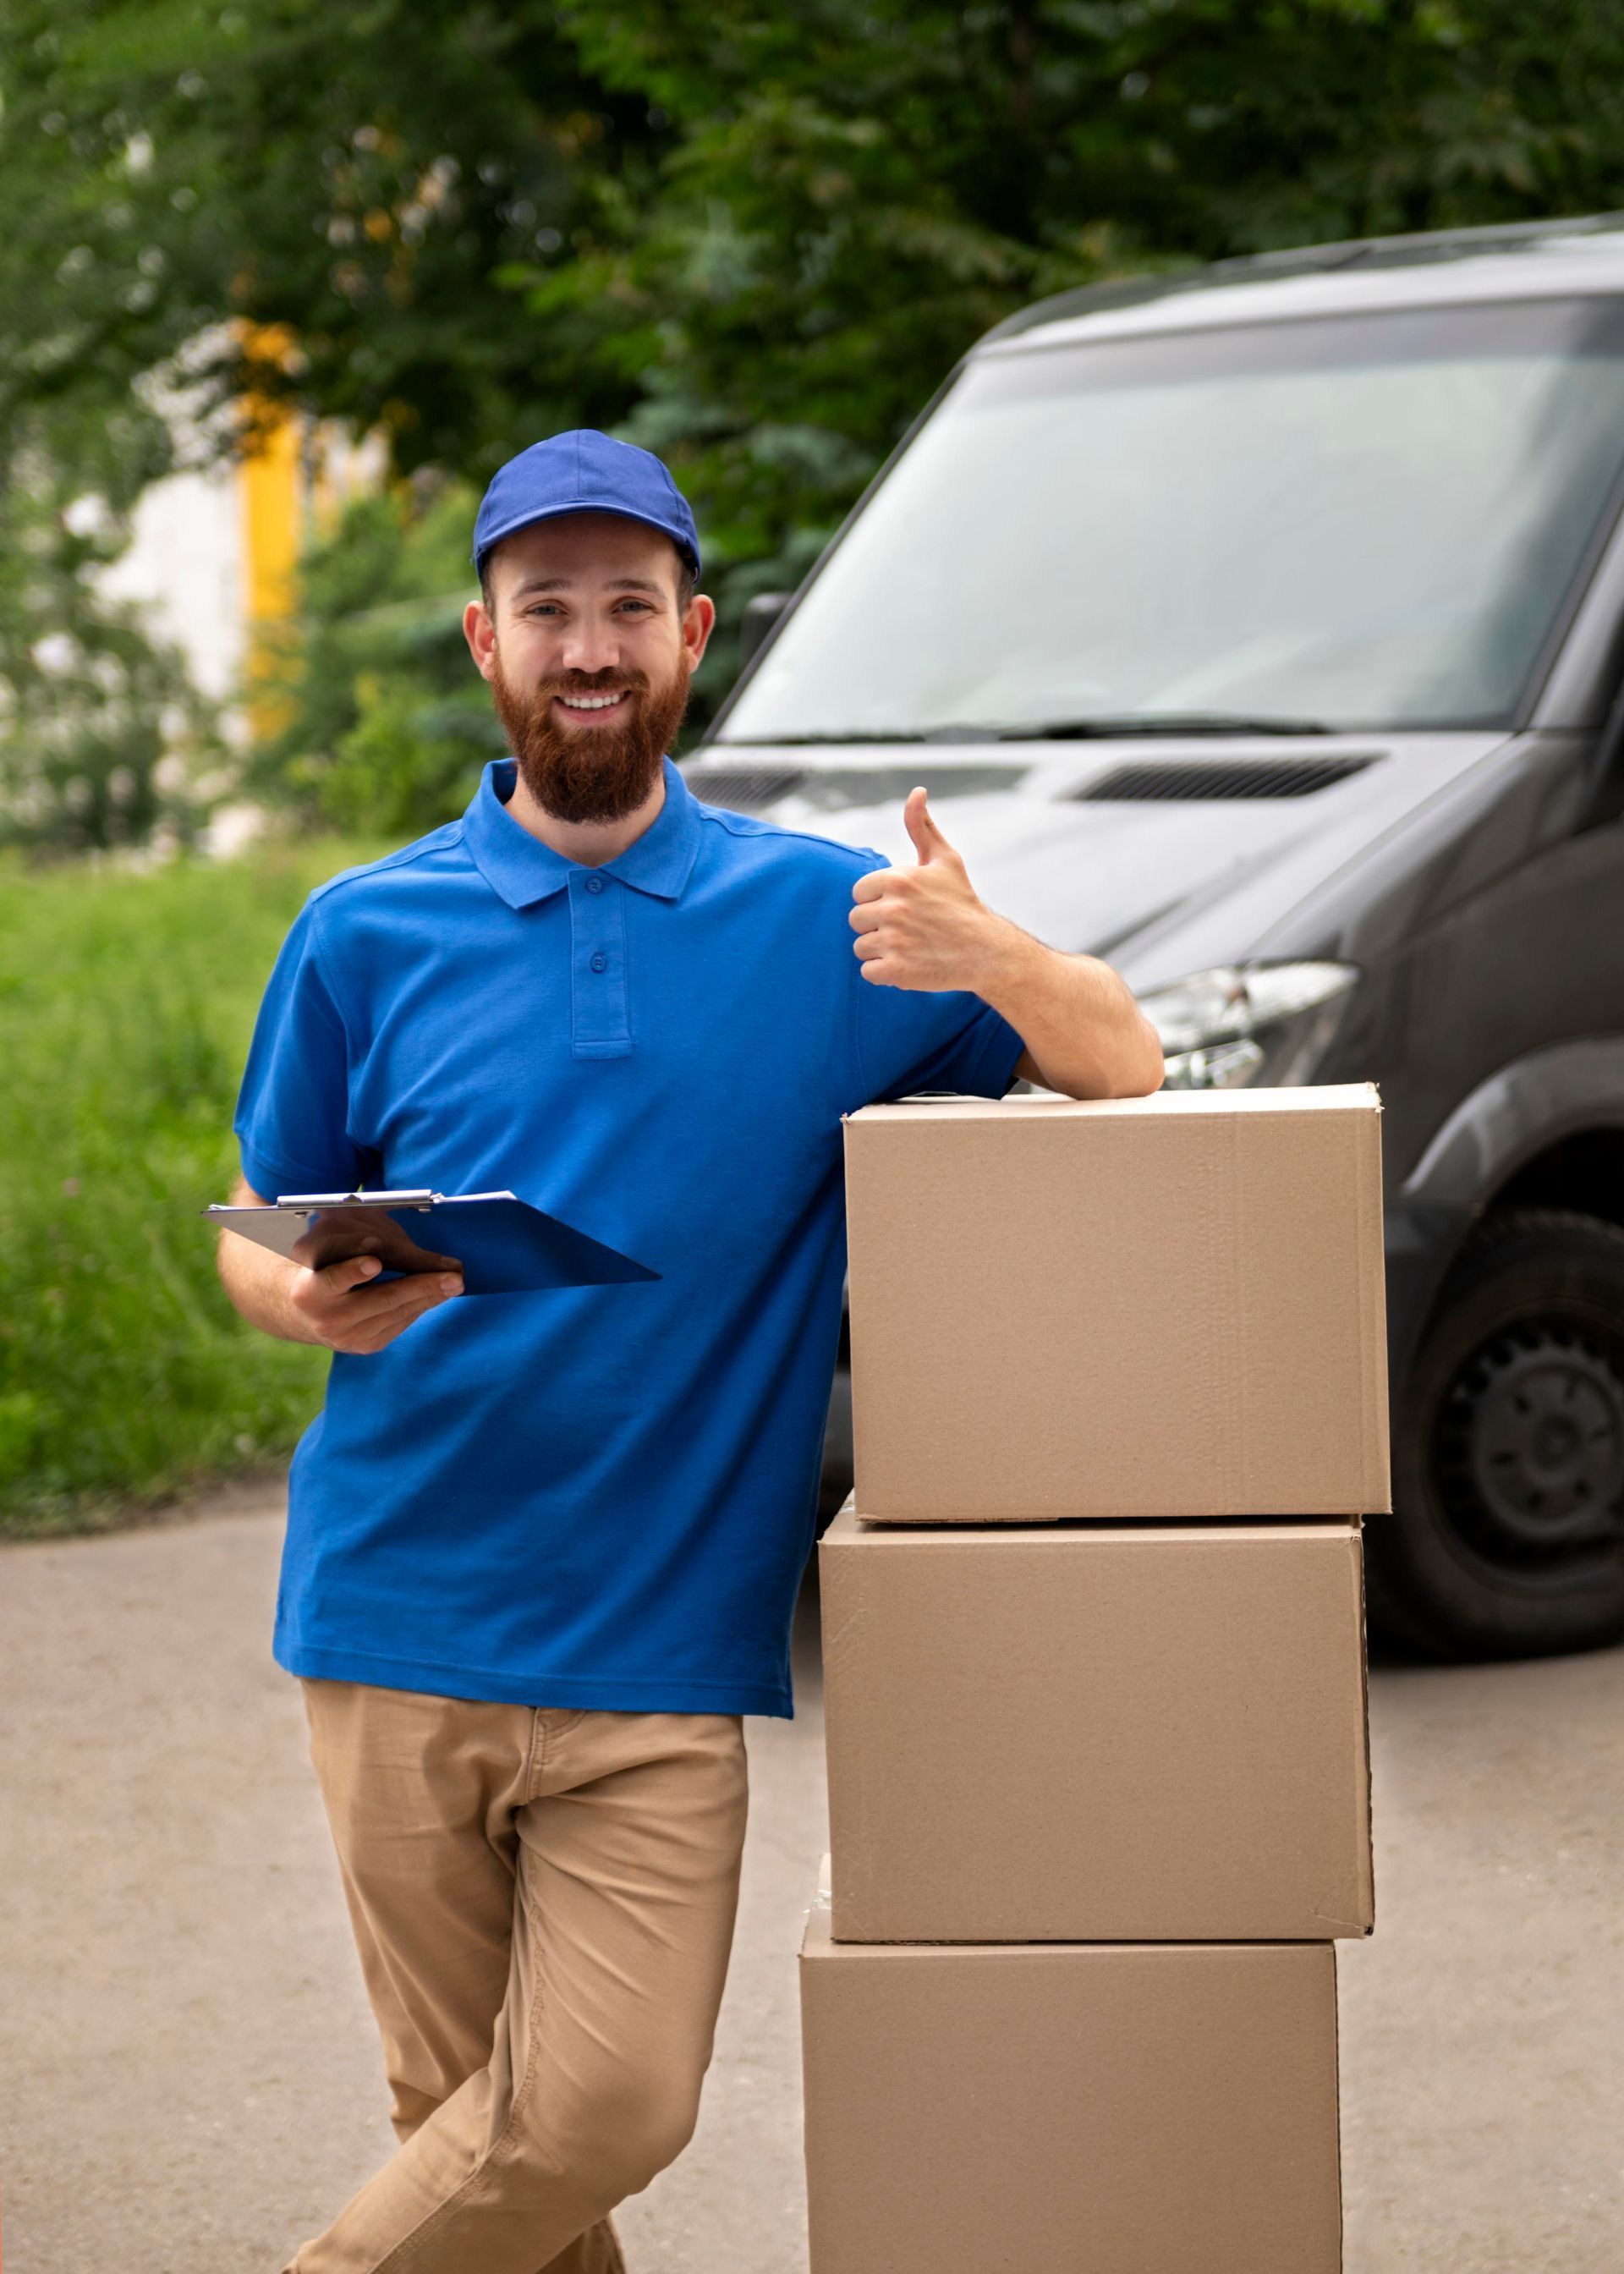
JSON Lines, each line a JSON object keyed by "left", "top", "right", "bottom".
{"left": 284, "top": 1679, "right": 749, "bottom": 2274}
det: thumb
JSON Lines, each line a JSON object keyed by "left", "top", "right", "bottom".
{"left": 903, "top": 785, "right": 952, "bottom": 866}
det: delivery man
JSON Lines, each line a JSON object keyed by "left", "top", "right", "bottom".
{"left": 217, "top": 429, "right": 1164, "bottom": 2274}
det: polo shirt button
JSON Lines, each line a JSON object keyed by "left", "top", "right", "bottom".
{"left": 586, "top": 876, "right": 605, "bottom": 894}
{"left": 590, "top": 951, "right": 607, "bottom": 973}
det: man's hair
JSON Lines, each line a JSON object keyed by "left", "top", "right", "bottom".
{"left": 479, "top": 536, "right": 695, "bottom": 618}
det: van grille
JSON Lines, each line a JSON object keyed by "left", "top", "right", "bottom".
{"left": 1074, "top": 755, "right": 1374, "bottom": 801}
{"left": 684, "top": 761, "right": 1031, "bottom": 812}
{"left": 683, "top": 766, "right": 806, "bottom": 810}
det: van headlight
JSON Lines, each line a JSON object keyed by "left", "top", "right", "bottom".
{"left": 1139, "top": 962, "right": 1361, "bottom": 1090}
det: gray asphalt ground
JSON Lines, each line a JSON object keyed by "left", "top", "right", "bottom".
{"left": 2, "top": 1487, "right": 1621, "bottom": 2273}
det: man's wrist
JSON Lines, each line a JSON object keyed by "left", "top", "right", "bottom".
{"left": 960, "top": 911, "right": 1044, "bottom": 1010}
{"left": 218, "top": 1234, "right": 321, "bottom": 1347}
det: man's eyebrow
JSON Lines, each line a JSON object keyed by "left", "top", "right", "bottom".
{"left": 510, "top": 574, "right": 667, "bottom": 599}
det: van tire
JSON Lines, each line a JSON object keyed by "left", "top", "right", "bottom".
{"left": 1372, "top": 1209, "right": 1624, "bottom": 1659}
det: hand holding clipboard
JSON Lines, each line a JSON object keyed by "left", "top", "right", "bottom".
{"left": 204, "top": 1189, "right": 659, "bottom": 1298}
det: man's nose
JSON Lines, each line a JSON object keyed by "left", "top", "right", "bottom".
{"left": 558, "top": 618, "right": 623, "bottom": 675}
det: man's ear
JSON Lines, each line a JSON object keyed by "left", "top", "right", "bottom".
{"left": 464, "top": 598, "right": 497, "bottom": 682}
{"left": 683, "top": 592, "right": 718, "bottom": 673}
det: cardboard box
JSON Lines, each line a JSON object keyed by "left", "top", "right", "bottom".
{"left": 801, "top": 1889, "right": 1343, "bottom": 2274}
{"left": 821, "top": 1504, "right": 1373, "bottom": 1942}
{"left": 843, "top": 1085, "right": 1389, "bottom": 1521}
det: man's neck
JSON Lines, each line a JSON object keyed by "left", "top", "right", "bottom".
{"left": 504, "top": 760, "right": 667, "bottom": 868}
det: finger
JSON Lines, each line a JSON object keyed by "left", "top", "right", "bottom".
{"left": 851, "top": 867, "right": 893, "bottom": 904}
{"left": 351, "top": 1273, "right": 464, "bottom": 1343}
{"left": 311, "top": 1250, "right": 387, "bottom": 1294}
{"left": 903, "top": 785, "right": 961, "bottom": 868}
{"left": 853, "top": 931, "right": 887, "bottom": 958}
{"left": 848, "top": 902, "right": 883, "bottom": 932}
{"left": 294, "top": 1218, "right": 379, "bottom": 1265}
{"left": 312, "top": 1267, "right": 462, "bottom": 1326}
{"left": 353, "top": 1269, "right": 464, "bottom": 1320}
{"left": 903, "top": 786, "right": 936, "bottom": 864}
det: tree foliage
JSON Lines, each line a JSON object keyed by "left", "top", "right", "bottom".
{"left": 6, "top": 0, "right": 1624, "bottom": 828}
{"left": 250, "top": 481, "right": 502, "bottom": 832}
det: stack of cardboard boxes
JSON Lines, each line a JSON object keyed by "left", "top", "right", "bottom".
{"left": 801, "top": 1086, "right": 1386, "bottom": 2273}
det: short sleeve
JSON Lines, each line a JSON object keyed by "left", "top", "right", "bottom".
{"left": 848, "top": 887, "right": 1027, "bottom": 1105}
{"left": 233, "top": 897, "right": 363, "bottom": 1200}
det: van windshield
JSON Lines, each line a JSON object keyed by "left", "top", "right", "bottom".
{"left": 716, "top": 299, "right": 1624, "bottom": 742}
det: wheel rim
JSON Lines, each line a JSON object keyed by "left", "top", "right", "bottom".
{"left": 1433, "top": 1316, "right": 1624, "bottom": 1566}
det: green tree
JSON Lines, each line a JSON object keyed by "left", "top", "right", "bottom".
{"left": 14, "top": 3, "right": 1624, "bottom": 475}
{"left": 8, "top": 1, "right": 1624, "bottom": 827}
{"left": 250, "top": 479, "right": 502, "bottom": 831}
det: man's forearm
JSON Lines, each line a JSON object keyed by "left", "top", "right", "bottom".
{"left": 972, "top": 918, "right": 1165, "bottom": 1101}
{"left": 847, "top": 788, "right": 1163, "bottom": 1099}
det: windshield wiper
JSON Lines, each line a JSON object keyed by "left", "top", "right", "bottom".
{"left": 716, "top": 722, "right": 1068, "bottom": 745}
{"left": 714, "top": 731, "right": 934, "bottom": 746}
{"left": 998, "top": 712, "right": 1335, "bottom": 740}
{"left": 716, "top": 712, "right": 1336, "bottom": 747}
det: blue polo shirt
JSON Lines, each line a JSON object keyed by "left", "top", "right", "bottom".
{"left": 235, "top": 756, "right": 1024, "bottom": 1717}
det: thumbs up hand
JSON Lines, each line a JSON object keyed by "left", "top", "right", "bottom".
{"left": 848, "top": 786, "right": 1015, "bottom": 992}
{"left": 901, "top": 783, "right": 951, "bottom": 869}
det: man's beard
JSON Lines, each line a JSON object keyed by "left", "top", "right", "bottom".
{"left": 488, "top": 651, "right": 691, "bottom": 826}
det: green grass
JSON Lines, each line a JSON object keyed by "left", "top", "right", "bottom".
{"left": 0, "top": 836, "right": 387, "bottom": 1535}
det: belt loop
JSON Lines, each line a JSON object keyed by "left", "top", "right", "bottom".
{"left": 523, "top": 1704, "right": 549, "bottom": 1800}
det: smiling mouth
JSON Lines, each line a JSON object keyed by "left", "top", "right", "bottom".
{"left": 554, "top": 689, "right": 634, "bottom": 717}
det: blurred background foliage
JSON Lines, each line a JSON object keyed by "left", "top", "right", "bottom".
{"left": 6, "top": 0, "right": 1624, "bottom": 832}
{"left": 0, "top": 390, "right": 222, "bottom": 853}
{"left": 248, "top": 481, "right": 503, "bottom": 832}
{"left": 6, "top": 0, "right": 1624, "bottom": 1519}
{"left": 0, "top": 838, "right": 382, "bottom": 1526}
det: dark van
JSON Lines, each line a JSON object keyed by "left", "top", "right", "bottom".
{"left": 685, "top": 215, "right": 1624, "bottom": 1661}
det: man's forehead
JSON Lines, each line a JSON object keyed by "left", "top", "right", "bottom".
{"left": 489, "top": 511, "right": 683, "bottom": 596}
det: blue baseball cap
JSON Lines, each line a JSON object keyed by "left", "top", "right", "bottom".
{"left": 471, "top": 429, "right": 701, "bottom": 585}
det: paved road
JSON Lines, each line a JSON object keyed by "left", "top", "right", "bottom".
{"left": 2, "top": 1490, "right": 1621, "bottom": 2272}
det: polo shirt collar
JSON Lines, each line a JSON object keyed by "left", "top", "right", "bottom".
{"left": 464, "top": 754, "right": 701, "bottom": 910}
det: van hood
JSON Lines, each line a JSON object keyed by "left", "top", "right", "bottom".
{"left": 688, "top": 729, "right": 1515, "bottom": 991}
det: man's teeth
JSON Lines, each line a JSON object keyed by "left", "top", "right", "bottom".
{"left": 558, "top": 692, "right": 625, "bottom": 710}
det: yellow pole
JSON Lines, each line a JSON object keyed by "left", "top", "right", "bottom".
{"left": 238, "top": 321, "right": 302, "bottom": 736}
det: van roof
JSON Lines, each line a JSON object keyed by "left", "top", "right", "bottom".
{"left": 976, "top": 211, "right": 1624, "bottom": 360}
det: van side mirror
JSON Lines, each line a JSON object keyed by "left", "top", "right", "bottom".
{"left": 738, "top": 591, "right": 792, "bottom": 671}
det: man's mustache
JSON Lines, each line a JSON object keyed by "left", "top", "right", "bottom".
{"left": 535, "top": 673, "right": 650, "bottom": 700}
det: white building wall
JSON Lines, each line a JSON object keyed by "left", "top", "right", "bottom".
{"left": 99, "top": 455, "right": 249, "bottom": 704}
{"left": 102, "top": 417, "right": 389, "bottom": 711}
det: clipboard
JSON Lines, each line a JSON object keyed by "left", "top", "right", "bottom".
{"left": 201, "top": 1188, "right": 659, "bottom": 1296}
